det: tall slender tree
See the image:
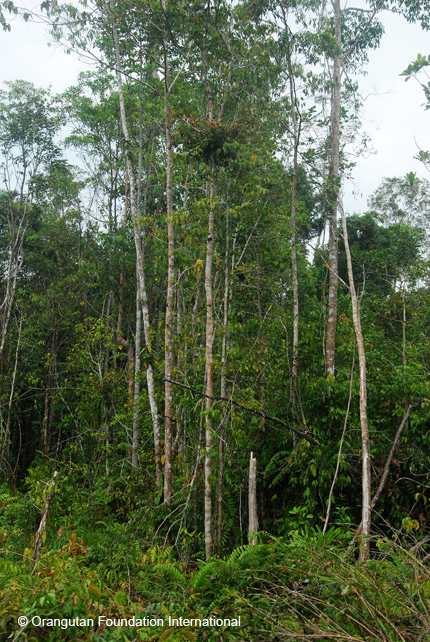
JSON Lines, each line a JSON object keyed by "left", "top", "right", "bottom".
{"left": 324, "top": 0, "right": 342, "bottom": 378}
{"left": 110, "top": 0, "right": 162, "bottom": 487}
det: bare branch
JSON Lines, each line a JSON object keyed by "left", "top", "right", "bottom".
{"left": 164, "top": 378, "right": 318, "bottom": 445}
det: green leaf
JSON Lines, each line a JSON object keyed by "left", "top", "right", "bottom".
{"left": 113, "top": 590, "right": 127, "bottom": 607}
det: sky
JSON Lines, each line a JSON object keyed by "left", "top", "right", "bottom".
{"left": 0, "top": 1, "right": 429, "bottom": 213}
{"left": 342, "top": 6, "right": 430, "bottom": 212}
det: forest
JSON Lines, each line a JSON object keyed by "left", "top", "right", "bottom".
{"left": 1, "top": 0, "right": 430, "bottom": 640}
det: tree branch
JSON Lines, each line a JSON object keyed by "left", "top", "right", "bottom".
{"left": 163, "top": 378, "right": 318, "bottom": 445}
{"left": 370, "top": 405, "right": 411, "bottom": 510}
{"left": 350, "top": 405, "right": 412, "bottom": 545}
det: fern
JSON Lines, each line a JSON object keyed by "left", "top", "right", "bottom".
{"left": 235, "top": 545, "right": 268, "bottom": 570}
{"left": 0, "top": 492, "right": 18, "bottom": 508}
{"left": 220, "top": 493, "right": 236, "bottom": 547}
{"left": 264, "top": 450, "right": 292, "bottom": 488}
{"left": 226, "top": 544, "right": 250, "bottom": 565}
{"left": 153, "top": 562, "right": 187, "bottom": 588}
{"left": 142, "top": 545, "right": 173, "bottom": 565}
{"left": 192, "top": 559, "right": 226, "bottom": 590}
{"left": 227, "top": 538, "right": 278, "bottom": 567}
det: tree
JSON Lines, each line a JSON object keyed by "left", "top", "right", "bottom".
{"left": 109, "top": 0, "right": 163, "bottom": 487}
{"left": 3, "top": 0, "right": 430, "bottom": 569}
{"left": 339, "top": 200, "right": 371, "bottom": 560}
{"left": 369, "top": 173, "right": 430, "bottom": 247}
{"left": 338, "top": 211, "right": 424, "bottom": 295}
{"left": 324, "top": 0, "right": 342, "bottom": 378}
{"left": 0, "top": 81, "right": 61, "bottom": 357}
{"left": 0, "top": 81, "right": 70, "bottom": 474}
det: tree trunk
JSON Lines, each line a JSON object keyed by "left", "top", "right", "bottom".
{"left": 248, "top": 452, "right": 258, "bottom": 545}
{"left": 340, "top": 201, "right": 371, "bottom": 561}
{"left": 163, "top": 86, "right": 175, "bottom": 505}
{"left": 284, "top": 31, "right": 300, "bottom": 416}
{"left": 111, "top": 4, "right": 162, "bottom": 488}
{"left": 204, "top": 160, "right": 216, "bottom": 560}
{"left": 216, "top": 212, "right": 230, "bottom": 557}
{"left": 325, "top": 0, "right": 342, "bottom": 377}
{"left": 42, "top": 381, "right": 51, "bottom": 457}
{"left": 116, "top": 177, "right": 128, "bottom": 338}
{"left": 0, "top": 213, "right": 27, "bottom": 358}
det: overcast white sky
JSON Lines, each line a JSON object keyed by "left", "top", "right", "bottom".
{"left": 343, "top": 7, "right": 430, "bottom": 212}
{"left": 0, "top": 1, "right": 429, "bottom": 213}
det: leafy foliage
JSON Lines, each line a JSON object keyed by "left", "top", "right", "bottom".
{"left": 1, "top": 0, "right": 430, "bottom": 639}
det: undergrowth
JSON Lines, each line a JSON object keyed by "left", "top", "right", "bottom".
{"left": 1, "top": 477, "right": 430, "bottom": 641}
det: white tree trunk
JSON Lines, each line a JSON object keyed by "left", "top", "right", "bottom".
{"left": 340, "top": 201, "right": 371, "bottom": 561}
{"left": 163, "top": 99, "right": 175, "bottom": 503}
{"left": 248, "top": 452, "right": 258, "bottom": 545}
{"left": 285, "top": 34, "right": 300, "bottom": 414}
{"left": 204, "top": 162, "right": 216, "bottom": 560}
{"left": 111, "top": 4, "right": 162, "bottom": 487}
{"left": 325, "top": 0, "right": 342, "bottom": 377}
